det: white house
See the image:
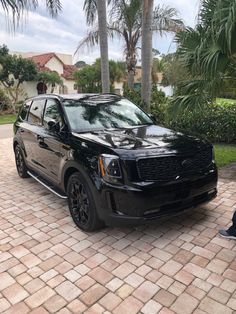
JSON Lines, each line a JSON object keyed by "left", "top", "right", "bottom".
{"left": 13, "top": 52, "right": 77, "bottom": 99}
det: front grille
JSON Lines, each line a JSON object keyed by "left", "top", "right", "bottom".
{"left": 137, "top": 148, "right": 212, "bottom": 181}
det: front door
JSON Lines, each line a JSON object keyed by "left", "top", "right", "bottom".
{"left": 39, "top": 98, "right": 65, "bottom": 184}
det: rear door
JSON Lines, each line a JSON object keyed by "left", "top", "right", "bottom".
{"left": 23, "top": 99, "right": 46, "bottom": 171}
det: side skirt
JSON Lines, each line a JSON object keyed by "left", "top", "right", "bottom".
{"left": 27, "top": 170, "right": 67, "bottom": 199}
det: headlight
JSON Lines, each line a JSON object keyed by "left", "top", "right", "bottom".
{"left": 99, "top": 154, "right": 122, "bottom": 184}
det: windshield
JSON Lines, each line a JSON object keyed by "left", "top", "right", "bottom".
{"left": 63, "top": 98, "right": 153, "bottom": 132}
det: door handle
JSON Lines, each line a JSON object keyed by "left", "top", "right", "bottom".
{"left": 19, "top": 128, "right": 24, "bottom": 133}
{"left": 37, "top": 135, "right": 43, "bottom": 141}
{"left": 37, "top": 135, "right": 47, "bottom": 148}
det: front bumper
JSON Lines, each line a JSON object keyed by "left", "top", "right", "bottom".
{"left": 97, "top": 167, "right": 218, "bottom": 227}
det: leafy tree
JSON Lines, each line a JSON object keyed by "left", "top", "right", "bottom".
{"left": 75, "top": 61, "right": 87, "bottom": 68}
{"left": 74, "top": 63, "right": 101, "bottom": 93}
{"left": 106, "top": 60, "right": 125, "bottom": 85}
{"left": 0, "top": 46, "right": 38, "bottom": 109}
{"left": 37, "top": 71, "right": 63, "bottom": 93}
{"left": 172, "top": 0, "right": 236, "bottom": 112}
{"left": 79, "top": 0, "right": 183, "bottom": 90}
{"left": 160, "top": 53, "right": 189, "bottom": 87}
{"left": 74, "top": 58, "right": 126, "bottom": 93}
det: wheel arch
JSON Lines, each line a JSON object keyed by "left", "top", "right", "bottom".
{"left": 13, "top": 139, "right": 19, "bottom": 150}
{"left": 63, "top": 166, "right": 79, "bottom": 192}
{"left": 62, "top": 161, "right": 95, "bottom": 193}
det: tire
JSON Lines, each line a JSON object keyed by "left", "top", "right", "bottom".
{"left": 67, "top": 172, "right": 104, "bottom": 231}
{"left": 14, "top": 144, "right": 29, "bottom": 178}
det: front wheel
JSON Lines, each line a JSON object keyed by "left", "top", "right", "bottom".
{"left": 14, "top": 144, "right": 29, "bottom": 178}
{"left": 67, "top": 172, "right": 104, "bottom": 231}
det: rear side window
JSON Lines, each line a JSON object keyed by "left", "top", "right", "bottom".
{"left": 28, "top": 99, "right": 46, "bottom": 126}
{"left": 18, "top": 101, "right": 31, "bottom": 121}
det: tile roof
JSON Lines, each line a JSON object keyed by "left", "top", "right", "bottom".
{"left": 30, "top": 53, "right": 76, "bottom": 80}
{"left": 31, "top": 53, "right": 57, "bottom": 68}
{"left": 62, "top": 64, "right": 77, "bottom": 80}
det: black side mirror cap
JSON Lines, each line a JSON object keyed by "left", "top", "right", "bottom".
{"left": 48, "top": 120, "right": 60, "bottom": 132}
{"left": 149, "top": 114, "right": 157, "bottom": 124}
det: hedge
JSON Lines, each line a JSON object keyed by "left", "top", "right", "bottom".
{"left": 123, "top": 87, "right": 236, "bottom": 143}
{"left": 167, "top": 105, "right": 236, "bottom": 144}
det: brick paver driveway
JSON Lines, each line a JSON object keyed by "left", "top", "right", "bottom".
{"left": 0, "top": 136, "right": 236, "bottom": 314}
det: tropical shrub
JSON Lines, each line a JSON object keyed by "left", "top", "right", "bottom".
{"left": 167, "top": 104, "right": 236, "bottom": 143}
{"left": 124, "top": 86, "right": 236, "bottom": 143}
{"left": 0, "top": 88, "right": 11, "bottom": 112}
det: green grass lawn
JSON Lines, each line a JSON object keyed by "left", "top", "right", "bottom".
{"left": 214, "top": 144, "right": 236, "bottom": 168}
{"left": 216, "top": 98, "right": 236, "bottom": 106}
{"left": 0, "top": 114, "right": 16, "bottom": 125}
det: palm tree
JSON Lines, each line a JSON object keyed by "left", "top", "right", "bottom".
{"left": 82, "top": 0, "right": 110, "bottom": 93}
{"left": 172, "top": 0, "right": 236, "bottom": 112}
{"left": 141, "top": 0, "right": 154, "bottom": 109}
{"left": 96, "top": 0, "right": 110, "bottom": 93}
{"left": 1, "top": 0, "right": 62, "bottom": 26}
{"left": 79, "top": 0, "right": 183, "bottom": 90}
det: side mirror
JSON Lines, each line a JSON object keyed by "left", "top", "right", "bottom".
{"left": 149, "top": 113, "right": 157, "bottom": 124}
{"left": 47, "top": 120, "right": 60, "bottom": 132}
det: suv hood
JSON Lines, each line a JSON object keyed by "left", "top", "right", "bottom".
{"left": 72, "top": 125, "right": 210, "bottom": 157}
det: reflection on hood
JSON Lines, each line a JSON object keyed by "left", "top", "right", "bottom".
{"left": 72, "top": 125, "right": 207, "bottom": 155}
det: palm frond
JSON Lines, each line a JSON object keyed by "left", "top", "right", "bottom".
{"left": 153, "top": 4, "right": 184, "bottom": 34}
{"left": 0, "top": 0, "right": 33, "bottom": 26}
{"left": 45, "top": 0, "right": 62, "bottom": 17}
{"left": 176, "top": 26, "right": 204, "bottom": 76}
{"left": 198, "top": 0, "right": 217, "bottom": 27}
{"left": 0, "top": 0, "right": 61, "bottom": 28}
{"left": 212, "top": 0, "right": 236, "bottom": 54}
{"left": 170, "top": 77, "right": 222, "bottom": 114}
{"left": 75, "top": 26, "right": 100, "bottom": 54}
{"left": 83, "top": 0, "right": 97, "bottom": 25}
{"left": 109, "top": 0, "right": 142, "bottom": 32}
{"left": 75, "top": 25, "right": 116, "bottom": 55}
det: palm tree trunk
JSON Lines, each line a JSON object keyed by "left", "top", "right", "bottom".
{"left": 126, "top": 52, "right": 137, "bottom": 90}
{"left": 141, "top": 0, "right": 154, "bottom": 111}
{"left": 127, "top": 71, "right": 134, "bottom": 89}
{"left": 97, "top": 0, "right": 110, "bottom": 93}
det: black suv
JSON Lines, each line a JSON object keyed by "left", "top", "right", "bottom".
{"left": 13, "top": 93, "right": 217, "bottom": 231}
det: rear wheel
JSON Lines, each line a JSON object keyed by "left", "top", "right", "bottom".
{"left": 67, "top": 172, "right": 104, "bottom": 231}
{"left": 14, "top": 145, "right": 29, "bottom": 178}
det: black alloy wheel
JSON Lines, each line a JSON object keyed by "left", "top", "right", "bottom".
{"left": 67, "top": 172, "right": 104, "bottom": 231}
{"left": 14, "top": 145, "right": 29, "bottom": 178}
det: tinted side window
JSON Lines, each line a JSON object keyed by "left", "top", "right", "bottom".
{"left": 28, "top": 99, "right": 45, "bottom": 125}
{"left": 19, "top": 101, "right": 31, "bottom": 121}
{"left": 43, "top": 99, "right": 63, "bottom": 129}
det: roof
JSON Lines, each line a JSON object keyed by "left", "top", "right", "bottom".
{"left": 62, "top": 64, "right": 77, "bottom": 80}
{"left": 31, "top": 53, "right": 62, "bottom": 68}
{"left": 30, "top": 53, "right": 77, "bottom": 80}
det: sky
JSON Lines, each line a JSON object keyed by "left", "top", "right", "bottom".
{"left": 0, "top": 0, "right": 200, "bottom": 64}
